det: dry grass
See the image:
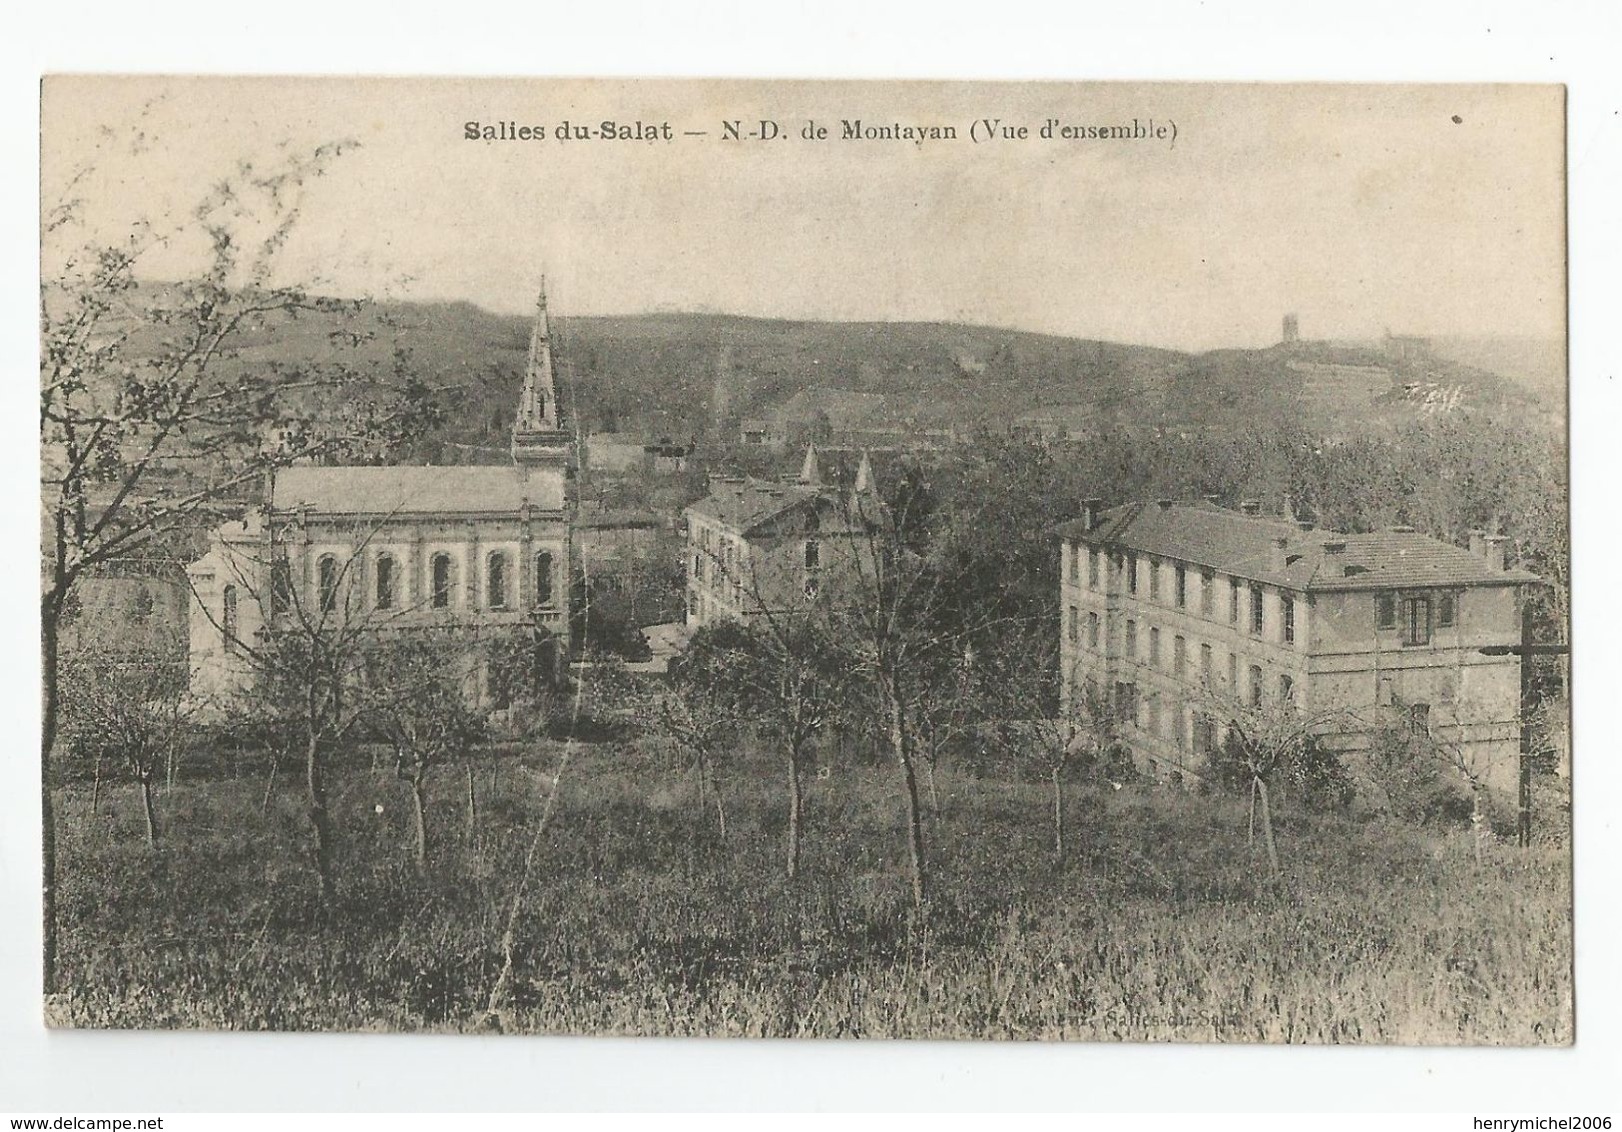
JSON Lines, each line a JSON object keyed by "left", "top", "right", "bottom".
{"left": 47, "top": 739, "right": 1573, "bottom": 1042}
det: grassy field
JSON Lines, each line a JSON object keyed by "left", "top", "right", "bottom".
{"left": 47, "top": 737, "right": 1573, "bottom": 1042}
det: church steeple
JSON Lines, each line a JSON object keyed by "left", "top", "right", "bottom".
{"left": 518, "top": 277, "right": 558, "bottom": 432}
{"left": 512, "top": 276, "right": 572, "bottom": 469}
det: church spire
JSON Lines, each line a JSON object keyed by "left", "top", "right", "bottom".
{"left": 511, "top": 275, "right": 572, "bottom": 469}
{"left": 517, "top": 276, "right": 558, "bottom": 431}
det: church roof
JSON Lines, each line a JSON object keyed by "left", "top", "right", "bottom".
{"left": 270, "top": 465, "right": 546, "bottom": 516}
{"left": 1054, "top": 501, "right": 1539, "bottom": 592}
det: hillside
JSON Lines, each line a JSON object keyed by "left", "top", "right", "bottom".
{"left": 73, "top": 287, "right": 1553, "bottom": 459}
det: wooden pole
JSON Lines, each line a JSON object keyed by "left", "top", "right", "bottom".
{"left": 1518, "top": 600, "right": 1533, "bottom": 848}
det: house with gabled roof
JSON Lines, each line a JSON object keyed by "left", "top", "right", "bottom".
{"left": 682, "top": 444, "right": 879, "bottom": 630}
{"left": 1054, "top": 497, "right": 1539, "bottom": 796}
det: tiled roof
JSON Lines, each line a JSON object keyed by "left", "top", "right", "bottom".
{"left": 1054, "top": 502, "right": 1539, "bottom": 591}
{"left": 685, "top": 479, "right": 824, "bottom": 534}
{"left": 271, "top": 465, "right": 550, "bottom": 515}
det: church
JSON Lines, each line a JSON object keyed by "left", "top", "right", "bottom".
{"left": 186, "top": 283, "right": 575, "bottom": 704}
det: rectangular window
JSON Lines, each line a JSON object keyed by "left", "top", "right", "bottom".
{"left": 1148, "top": 694, "right": 1162, "bottom": 736}
{"left": 1249, "top": 664, "right": 1264, "bottom": 708}
{"left": 1114, "top": 681, "right": 1139, "bottom": 723}
{"left": 1175, "top": 565, "right": 1187, "bottom": 609}
{"left": 1149, "top": 627, "right": 1161, "bottom": 667}
{"left": 1438, "top": 593, "right": 1456, "bottom": 628}
{"left": 1067, "top": 544, "right": 1078, "bottom": 584}
{"left": 1149, "top": 560, "right": 1161, "bottom": 601}
{"left": 1282, "top": 595, "right": 1296, "bottom": 645}
{"left": 1088, "top": 549, "right": 1100, "bottom": 590}
{"left": 1229, "top": 577, "right": 1240, "bottom": 624}
{"left": 1068, "top": 606, "right": 1079, "bottom": 643}
{"left": 1227, "top": 652, "right": 1238, "bottom": 691}
{"left": 1200, "top": 569, "right": 1214, "bottom": 615}
{"left": 1174, "top": 635, "right": 1187, "bottom": 680}
{"left": 1250, "top": 586, "right": 1264, "bottom": 636}
{"left": 1376, "top": 592, "right": 1397, "bottom": 630}
{"left": 1200, "top": 643, "right": 1213, "bottom": 685}
{"left": 1127, "top": 554, "right": 1139, "bottom": 595}
{"left": 1194, "top": 712, "right": 1217, "bottom": 757}
{"left": 1088, "top": 611, "right": 1100, "bottom": 649}
{"left": 1280, "top": 673, "right": 1294, "bottom": 704}
{"left": 1126, "top": 619, "right": 1138, "bottom": 659}
{"left": 1402, "top": 596, "right": 1432, "bottom": 646}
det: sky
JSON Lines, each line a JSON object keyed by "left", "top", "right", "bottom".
{"left": 41, "top": 77, "right": 1566, "bottom": 352}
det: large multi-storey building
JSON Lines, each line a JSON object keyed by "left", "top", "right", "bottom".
{"left": 682, "top": 446, "right": 876, "bottom": 630}
{"left": 1055, "top": 498, "right": 1539, "bottom": 796}
{"left": 186, "top": 283, "right": 574, "bottom": 704}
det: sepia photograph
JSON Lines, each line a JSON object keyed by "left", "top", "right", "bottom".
{"left": 36, "top": 76, "right": 1571, "bottom": 1044}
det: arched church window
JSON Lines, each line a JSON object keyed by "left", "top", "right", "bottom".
{"left": 317, "top": 555, "right": 339, "bottom": 614}
{"left": 487, "top": 551, "right": 510, "bottom": 610}
{"left": 375, "top": 554, "right": 397, "bottom": 610}
{"left": 431, "top": 553, "right": 454, "bottom": 609}
{"left": 534, "top": 551, "right": 555, "bottom": 608}
{"left": 271, "top": 559, "right": 292, "bottom": 615}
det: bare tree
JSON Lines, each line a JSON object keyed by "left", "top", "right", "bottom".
{"left": 59, "top": 650, "right": 190, "bottom": 850}
{"left": 987, "top": 647, "right": 1117, "bottom": 864}
{"left": 39, "top": 124, "right": 436, "bottom": 988}
{"left": 630, "top": 654, "right": 741, "bottom": 842}
{"left": 1198, "top": 686, "right": 1347, "bottom": 886}
{"left": 909, "top": 640, "right": 984, "bottom": 818}
{"left": 195, "top": 522, "right": 435, "bottom": 903}
{"left": 365, "top": 634, "right": 488, "bottom": 868}
{"left": 830, "top": 469, "right": 991, "bottom": 911}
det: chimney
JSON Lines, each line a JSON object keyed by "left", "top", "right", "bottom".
{"left": 1240, "top": 500, "right": 1262, "bottom": 517}
{"left": 1080, "top": 497, "right": 1104, "bottom": 532}
{"left": 1483, "top": 534, "right": 1509, "bottom": 572}
{"left": 1323, "top": 539, "right": 1348, "bottom": 576}
{"left": 1468, "top": 529, "right": 1487, "bottom": 558}
{"left": 1269, "top": 536, "right": 1289, "bottom": 572}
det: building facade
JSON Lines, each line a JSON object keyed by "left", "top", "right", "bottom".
{"left": 186, "top": 284, "right": 574, "bottom": 704}
{"left": 682, "top": 447, "right": 877, "bottom": 630}
{"left": 1056, "top": 499, "right": 1538, "bottom": 796}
